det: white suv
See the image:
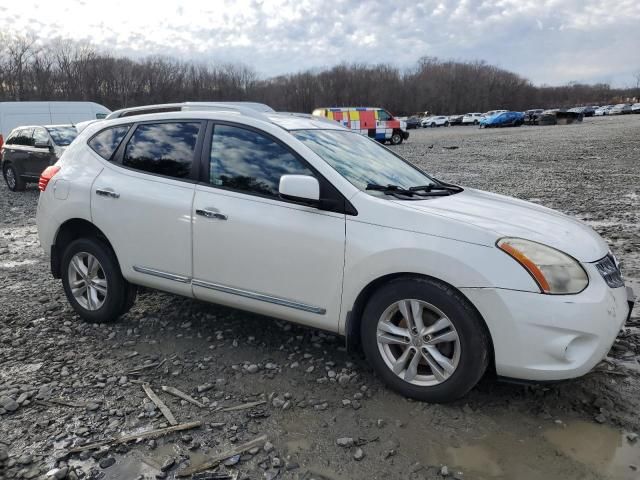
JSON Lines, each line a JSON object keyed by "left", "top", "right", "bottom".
{"left": 36, "top": 107, "right": 634, "bottom": 402}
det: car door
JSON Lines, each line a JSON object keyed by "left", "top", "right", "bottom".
{"left": 29, "top": 127, "right": 56, "bottom": 175}
{"left": 192, "top": 122, "right": 346, "bottom": 330}
{"left": 90, "top": 120, "right": 204, "bottom": 297}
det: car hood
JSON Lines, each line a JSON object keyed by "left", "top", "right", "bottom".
{"left": 397, "top": 188, "right": 608, "bottom": 262}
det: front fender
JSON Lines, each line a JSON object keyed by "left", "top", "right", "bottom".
{"left": 339, "top": 220, "right": 539, "bottom": 334}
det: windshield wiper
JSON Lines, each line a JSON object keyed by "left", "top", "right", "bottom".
{"left": 366, "top": 183, "right": 416, "bottom": 196}
{"left": 409, "top": 183, "right": 463, "bottom": 193}
{"left": 365, "top": 183, "right": 456, "bottom": 198}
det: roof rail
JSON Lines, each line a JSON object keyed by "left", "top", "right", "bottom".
{"left": 106, "top": 102, "right": 274, "bottom": 120}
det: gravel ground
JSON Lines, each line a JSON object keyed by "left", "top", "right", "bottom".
{"left": 1, "top": 114, "right": 639, "bottom": 480}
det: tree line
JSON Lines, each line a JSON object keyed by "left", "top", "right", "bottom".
{"left": 0, "top": 34, "right": 637, "bottom": 115}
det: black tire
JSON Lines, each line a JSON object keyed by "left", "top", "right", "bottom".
{"left": 61, "top": 237, "right": 134, "bottom": 323}
{"left": 390, "top": 132, "right": 403, "bottom": 145}
{"left": 474, "top": 120, "right": 479, "bottom": 125}
{"left": 444, "top": 122, "right": 450, "bottom": 127}
{"left": 360, "top": 277, "right": 490, "bottom": 402}
{"left": 3, "top": 163, "right": 26, "bottom": 191}
{"left": 430, "top": 123, "right": 435, "bottom": 128}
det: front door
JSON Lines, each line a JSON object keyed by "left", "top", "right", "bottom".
{"left": 192, "top": 123, "right": 346, "bottom": 330}
{"left": 90, "top": 120, "right": 204, "bottom": 297}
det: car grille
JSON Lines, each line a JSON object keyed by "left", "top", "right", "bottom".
{"left": 595, "top": 254, "right": 624, "bottom": 288}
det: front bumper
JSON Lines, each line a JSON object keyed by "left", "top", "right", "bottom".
{"left": 461, "top": 265, "right": 633, "bottom": 381}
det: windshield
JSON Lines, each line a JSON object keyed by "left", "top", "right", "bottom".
{"left": 46, "top": 127, "right": 78, "bottom": 146}
{"left": 292, "top": 129, "right": 435, "bottom": 194}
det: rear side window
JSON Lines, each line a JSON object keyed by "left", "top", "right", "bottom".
{"left": 123, "top": 122, "right": 200, "bottom": 179}
{"left": 8, "top": 129, "right": 34, "bottom": 147}
{"left": 209, "top": 124, "right": 314, "bottom": 198}
{"left": 89, "top": 126, "right": 131, "bottom": 160}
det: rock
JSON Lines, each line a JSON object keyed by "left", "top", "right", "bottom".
{"left": 99, "top": 457, "right": 116, "bottom": 469}
{"left": 18, "top": 454, "right": 33, "bottom": 465}
{"left": 247, "top": 364, "right": 259, "bottom": 374}
{"left": 161, "top": 458, "right": 175, "bottom": 472}
{"left": 353, "top": 448, "right": 364, "bottom": 461}
{"left": 627, "top": 433, "right": 638, "bottom": 443}
{"left": 441, "top": 465, "right": 450, "bottom": 476}
{"left": 376, "top": 419, "right": 386, "bottom": 428}
{"left": 272, "top": 397, "right": 285, "bottom": 408}
{"left": 594, "top": 414, "right": 607, "bottom": 424}
{"left": 0, "top": 397, "right": 19, "bottom": 412}
{"left": 0, "top": 447, "right": 8, "bottom": 462}
{"left": 197, "top": 384, "right": 213, "bottom": 393}
{"left": 224, "top": 454, "right": 240, "bottom": 466}
{"left": 263, "top": 441, "right": 275, "bottom": 453}
{"left": 336, "top": 437, "right": 354, "bottom": 447}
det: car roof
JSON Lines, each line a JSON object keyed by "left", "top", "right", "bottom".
{"left": 84, "top": 109, "right": 347, "bottom": 134}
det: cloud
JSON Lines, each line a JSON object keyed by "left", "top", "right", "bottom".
{"left": 0, "top": 0, "right": 638, "bottom": 86}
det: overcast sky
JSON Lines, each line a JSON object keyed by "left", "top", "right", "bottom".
{"left": 1, "top": 0, "right": 639, "bottom": 87}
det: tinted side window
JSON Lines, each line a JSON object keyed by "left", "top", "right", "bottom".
{"left": 11, "top": 129, "right": 34, "bottom": 147}
{"left": 123, "top": 122, "right": 199, "bottom": 179}
{"left": 210, "top": 124, "right": 314, "bottom": 198}
{"left": 89, "top": 126, "right": 131, "bottom": 160}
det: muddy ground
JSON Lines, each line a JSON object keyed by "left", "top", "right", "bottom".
{"left": 1, "top": 114, "right": 639, "bottom": 480}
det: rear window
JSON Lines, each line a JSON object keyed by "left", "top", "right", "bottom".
{"left": 88, "top": 126, "right": 131, "bottom": 160}
{"left": 122, "top": 122, "right": 200, "bottom": 179}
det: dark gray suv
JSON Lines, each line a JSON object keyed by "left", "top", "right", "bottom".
{"left": 1, "top": 125, "right": 77, "bottom": 191}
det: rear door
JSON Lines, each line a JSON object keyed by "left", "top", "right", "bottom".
{"left": 90, "top": 120, "right": 204, "bottom": 297}
{"left": 29, "top": 127, "right": 56, "bottom": 175}
{"left": 5, "top": 128, "right": 33, "bottom": 177}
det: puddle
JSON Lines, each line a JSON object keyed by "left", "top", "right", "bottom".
{"left": 544, "top": 421, "right": 640, "bottom": 480}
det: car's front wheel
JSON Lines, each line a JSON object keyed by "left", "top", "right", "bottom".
{"left": 361, "top": 277, "right": 490, "bottom": 402}
{"left": 3, "top": 163, "right": 25, "bottom": 191}
{"left": 390, "top": 131, "right": 403, "bottom": 145}
{"left": 61, "top": 237, "right": 135, "bottom": 323}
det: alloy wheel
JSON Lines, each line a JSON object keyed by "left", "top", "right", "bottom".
{"left": 67, "top": 252, "right": 108, "bottom": 310}
{"left": 376, "top": 299, "right": 461, "bottom": 386}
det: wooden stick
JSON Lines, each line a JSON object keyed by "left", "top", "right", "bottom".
{"left": 49, "top": 398, "right": 89, "bottom": 408}
{"left": 176, "top": 435, "right": 268, "bottom": 477}
{"left": 68, "top": 421, "right": 201, "bottom": 453}
{"left": 220, "top": 400, "right": 266, "bottom": 412}
{"left": 143, "top": 383, "right": 178, "bottom": 425}
{"left": 161, "top": 385, "right": 205, "bottom": 408}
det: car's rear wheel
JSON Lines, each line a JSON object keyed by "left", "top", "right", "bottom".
{"left": 390, "top": 132, "right": 403, "bottom": 145}
{"left": 361, "top": 277, "right": 490, "bottom": 402}
{"left": 444, "top": 122, "right": 450, "bottom": 127}
{"left": 3, "top": 163, "right": 25, "bottom": 191}
{"left": 61, "top": 237, "right": 134, "bottom": 323}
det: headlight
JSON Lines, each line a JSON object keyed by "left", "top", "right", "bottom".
{"left": 497, "top": 237, "right": 588, "bottom": 294}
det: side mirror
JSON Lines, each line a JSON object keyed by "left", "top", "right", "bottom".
{"left": 279, "top": 175, "right": 320, "bottom": 205}
{"left": 34, "top": 140, "right": 51, "bottom": 149}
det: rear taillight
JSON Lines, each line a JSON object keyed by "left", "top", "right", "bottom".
{"left": 0, "top": 134, "right": 4, "bottom": 150}
{"left": 39, "top": 165, "right": 61, "bottom": 192}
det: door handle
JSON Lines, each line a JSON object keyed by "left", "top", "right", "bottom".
{"left": 95, "top": 188, "right": 120, "bottom": 199}
{"left": 196, "top": 208, "right": 227, "bottom": 220}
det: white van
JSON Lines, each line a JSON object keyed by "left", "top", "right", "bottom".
{"left": 0, "top": 102, "right": 111, "bottom": 148}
